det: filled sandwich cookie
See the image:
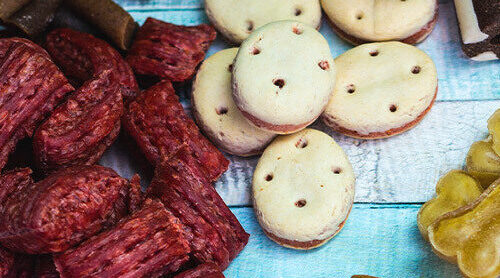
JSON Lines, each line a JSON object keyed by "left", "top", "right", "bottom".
{"left": 192, "top": 48, "right": 276, "bottom": 157}
{"left": 321, "top": 0, "right": 438, "bottom": 45}
{"left": 205, "top": 0, "right": 322, "bottom": 44}
{"left": 252, "top": 129, "right": 355, "bottom": 249}
{"left": 232, "top": 21, "right": 336, "bottom": 134}
{"left": 322, "top": 42, "right": 437, "bottom": 139}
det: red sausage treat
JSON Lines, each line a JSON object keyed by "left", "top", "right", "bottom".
{"left": 34, "top": 255, "right": 59, "bottom": 278}
{"left": 45, "top": 28, "right": 138, "bottom": 101}
{"left": 54, "top": 199, "right": 191, "bottom": 278}
{"left": 123, "top": 80, "right": 229, "bottom": 182}
{"left": 174, "top": 263, "right": 225, "bottom": 278}
{"left": 148, "top": 147, "right": 249, "bottom": 269}
{"left": 127, "top": 174, "right": 144, "bottom": 213}
{"left": 0, "top": 166, "right": 130, "bottom": 254}
{"left": 126, "top": 18, "right": 216, "bottom": 82}
{"left": 0, "top": 38, "right": 73, "bottom": 172}
{"left": 33, "top": 71, "right": 123, "bottom": 174}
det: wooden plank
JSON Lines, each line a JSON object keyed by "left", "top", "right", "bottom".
{"left": 225, "top": 205, "right": 461, "bottom": 278}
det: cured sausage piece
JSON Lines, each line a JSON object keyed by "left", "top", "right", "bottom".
{"left": 173, "top": 263, "right": 225, "bottom": 278}
{"left": 54, "top": 199, "right": 191, "bottom": 278}
{"left": 0, "top": 165, "right": 130, "bottom": 254}
{"left": 0, "top": 38, "right": 74, "bottom": 172}
{"left": 33, "top": 71, "right": 123, "bottom": 174}
{"left": 123, "top": 80, "right": 229, "bottom": 182}
{"left": 126, "top": 17, "right": 216, "bottom": 82}
{"left": 148, "top": 146, "right": 249, "bottom": 270}
{"left": 45, "top": 28, "right": 138, "bottom": 102}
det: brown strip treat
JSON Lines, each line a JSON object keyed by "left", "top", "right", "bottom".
{"left": 174, "top": 263, "right": 225, "bottom": 278}
{"left": 148, "top": 146, "right": 249, "bottom": 270}
{"left": 0, "top": 0, "right": 30, "bottom": 20}
{"left": 6, "top": 0, "right": 62, "bottom": 37}
{"left": 126, "top": 17, "right": 216, "bottom": 82}
{"left": 0, "top": 38, "right": 74, "bottom": 172}
{"left": 54, "top": 199, "right": 191, "bottom": 278}
{"left": 65, "top": 0, "right": 137, "bottom": 50}
{"left": 123, "top": 80, "right": 229, "bottom": 182}
{"left": 0, "top": 165, "right": 130, "bottom": 254}
{"left": 44, "top": 28, "right": 139, "bottom": 101}
{"left": 127, "top": 174, "right": 144, "bottom": 213}
{"left": 34, "top": 255, "right": 59, "bottom": 278}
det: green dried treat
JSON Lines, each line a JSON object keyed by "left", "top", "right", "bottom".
{"left": 417, "top": 170, "right": 483, "bottom": 241}
{"left": 6, "top": 0, "right": 61, "bottom": 37}
{"left": 0, "top": 0, "right": 30, "bottom": 21}
{"left": 65, "top": 0, "right": 137, "bottom": 50}
{"left": 487, "top": 109, "right": 500, "bottom": 157}
{"left": 466, "top": 139, "right": 500, "bottom": 189}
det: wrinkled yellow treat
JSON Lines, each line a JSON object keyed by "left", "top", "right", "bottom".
{"left": 487, "top": 109, "right": 500, "bottom": 157}
{"left": 417, "top": 170, "right": 483, "bottom": 241}
{"left": 428, "top": 181, "right": 500, "bottom": 278}
{"left": 466, "top": 139, "right": 500, "bottom": 189}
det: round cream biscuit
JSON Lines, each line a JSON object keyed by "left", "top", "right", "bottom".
{"left": 232, "top": 21, "right": 336, "bottom": 134}
{"left": 192, "top": 48, "right": 276, "bottom": 157}
{"left": 321, "top": 0, "right": 438, "bottom": 45}
{"left": 322, "top": 42, "right": 438, "bottom": 139}
{"left": 205, "top": 0, "right": 322, "bottom": 44}
{"left": 252, "top": 128, "right": 355, "bottom": 249}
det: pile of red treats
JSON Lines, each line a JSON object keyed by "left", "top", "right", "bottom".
{"left": 0, "top": 17, "right": 247, "bottom": 278}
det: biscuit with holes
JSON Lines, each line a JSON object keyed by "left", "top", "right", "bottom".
{"left": 232, "top": 21, "right": 336, "bottom": 134}
{"left": 192, "top": 48, "right": 276, "bottom": 156}
{"left": 252, "top": 128, "right": 355, "bottom": 249}
{"left": 321, "top": 0, "right": 438, "bottom": 45}
{"left": 205, "top": 0, "right": 322, "bottom": 44}
{"left": 322, "top": 42, "right": 437, "bottom": 139}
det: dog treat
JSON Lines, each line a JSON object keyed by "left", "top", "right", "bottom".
{"left": 126, "top": 18, "right": 216, "bottom": 82}
{"left": 253, "top": 128, "right": 355, "bottom": 249}
{"left": 44, "top": 28, "right": 138, "bottom": 101}
{"left": 34, "top": 255, "right": 59, "bottom": 278}
{"left": 321, "top": 0, "right": 438, "bottom": 45}
{"left": 0, "top": 165, "right": 130, "bottom": 254}
{"left": 428, "top": 180, "right": 500, "bottom": 278}
{"left": 192, "top": 48, "right": 276, "bottom": 156}
{"left": 466, "top": 139, "right": 500, "bottom": 189}
{"left": 205, "top": 0, "right": 321, "bottom": 44}
{"left": 33, "top": 71, "right": 123, "bottom": 174}
{"left": 454, "top": 0, "right": 499, "bottom": 61}
{"left": 5, "top": 0, "right": 61, "bottom": 37}
{"left": 0, "top": 38, "right": 74, "bottom": 172}
{"left": 65, "top": 0, "right": 137, "bottom": 50}
{"left": 127, "top": 174, "right": 144, "bottom": 213}
{"left": 417, "top": 170, "right": 483, "bottom": 241}
{"left": 148, "top": 147, "right": 249, "bottom": 269}
{"left": 487, "top": 109, "right": 500, "bottom": 156}
{"left": 232, "top": 21, "right": 335, "bottom": 134}
{"left": 54, "top": 199, "right": 191, "bottom": 278}
{"left": 123, "top": 80, "right": 229, "bottom": 182}
{"left": 0, "top": 0, "right": 30, "bottom": 20}
{"left": 322, "top": 42, "right": 437, "bottom": 139}
{"left": 174, "top": 263, "right": 225, "bottom": 278}
{"left": 0, "top": 247, "right": 34, "bottom": 278}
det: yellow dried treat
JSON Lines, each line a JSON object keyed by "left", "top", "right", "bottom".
{"left": 428, "top": 181, "right": 500, "bottom": 278}
{"left": 487, "top": 109, "right": 500, "bottom": 157}
{"left": 417, "top": 170, "right": 483, "bottom": 241}
{"left": 466, "top": 139, "right": 500, "bottom": 189}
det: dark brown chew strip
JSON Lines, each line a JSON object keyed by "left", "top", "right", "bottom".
{"left": 126, "top": 17, "right": 216, "bottom": 82}
{"left": 148, "top": 146, "right": 249, "bottom": 270}
{"left": 5, "top": 0, "right": 62, "bottom": 37}
{"left": 127, "top": 174, "right": 144, "bottom": 213}
{"left": 0, "top": 165, "right": 129, "bottom": 254}
{"left": 45, "top": 28, "right": 138, "bottom": 101}
{"left": 123, "top": 80, "right": 229, "bottom": 182}
{"left": 174, "top": 263, "right": 225, "bottom": 278}
{"left": 33, "top": 70, "right": 123, "bottom": 174}
{"left": 54, "top": 199, "right": 191, "bottom": 278}
{"left": 34, "top": 255, "right": 59, "bottom": 278}
{"left": 0, "top": 38, "right": 74, "bottom": 172}
{"left": 0, "top": 0, "right": 30, "bottom": 20}
{"left": 65, "top": 0, "right": 137, "bottom": 50}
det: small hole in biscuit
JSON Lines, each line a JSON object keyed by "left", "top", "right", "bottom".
{"left": 228, "top": 64, "right": 233, "bottom": 72}
{"left": 318, "top": 60, "right": 330, "bottom": 70}
{"left": 390, "top": 105, "right": 398, "bottom": 112}
{"left": 332, "top": 167, "right": 342, "bottom": 174}
{"left": 369, "top": 50, "right": 379, "bottom": 57}
{"left": 412, "top": 66, "right": 421, "bottom": 74}
{"left": 265, "top": 174, "right": 273, "bottom": 181}
{"left": 273, "top": 79, "right": 285, "bottom": 89}
{"left": 295, "top": 138, "right": 308, "bottom": 148}
{"left": 295, "top": 199, "right": 307, "bottom": 208}
{"left": 295, "top": 8, "right": 302, "bottom": 16}
{"left": 246, "top": 21, "right": 254, "bottom": 32}
{"left": 216, "top": 107, "right": 228, "bottom": 115}
{"left": 292, "top": 25, "right": 303, "bottom": 35}
{"left": 251, "top": 47, "right": 261, "bottom": 55}
{"left": 356, "top": 12, "right": 364, "bottom": 20}
{"left": 347, "top": 84, "right": 356, "bottom": 94}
